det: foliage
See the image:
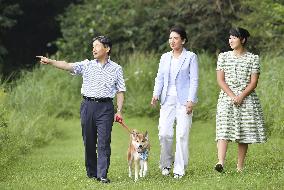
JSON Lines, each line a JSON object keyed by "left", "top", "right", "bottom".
{"left": 0, "top": 0, "right": 22, "bottom": 72}
{"left": 0, "top": 65, "right": 82, "bottom": 168}
{"left": 1, "top": 0, "right": 283, "bottom": 78}
{"left": 237, "top": 0, "right": 284, "bottom": 55}
{"left": 56, "top": 0, "right": 137, "bottom": 61}
{"left": 56, "top": 0, "right": 241, "bottom": 60}
{"left": 6, "top": 66, "right": 81, "bottom": 118}
{"left": 147, "top": 0, "right": 241, "bottom": 53}
{"left": 122, "top": 52, "right": 160, "bottom": 117}
{"left": 0, "top": 0, "right": 21, "bottom": 29}
{"left": 0, "top": 0, "right": 81, "bottom": 78}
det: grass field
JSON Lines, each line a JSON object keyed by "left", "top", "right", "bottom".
{"left": 0, "top": 53, "right": 283, "bottom": 189}
{"left": 1, "top": 53, "right": 283, "bottom": 174}
{"left": 0, "top": 117, "right": 283, "bottom": 190}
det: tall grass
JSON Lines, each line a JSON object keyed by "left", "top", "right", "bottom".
{"left": 121, "top": 52, "right": 160, "bottom": 117}
{"left": 193, "top": 53, "right": 219, "bottom": 120}
{"left": 0, "top": 52, "right": 283, "bottom": 169}
{"left": 0, "top": 66, "right": 82, "bottom": 168}
{"left": 257, "top": 55, "right": 284, "bottom": 135}
{"left": 0, "top": 87, "right": 8, "bottom": 128}
{"left": 122, "top": 52, "right": 283, "bottom": 135}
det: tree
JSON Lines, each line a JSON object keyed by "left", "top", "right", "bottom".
{"left": 238, "top": 0, "right": 284, "bottom": 55}
{"left": 140, "top": 0, "right": 241, "bottom": 53}
{"left": 0, "top": 0, "right": 22, "bottom": 74}
{"left": 0, "top": 0, "right": 81, "bottom": 79}
{"left": 56, "top": 0, "right": 138, "bottom": 61}
{"left": 56, "top": 0, "right": 241, "bottom": 60}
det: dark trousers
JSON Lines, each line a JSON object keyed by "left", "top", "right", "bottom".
{"left": 80, "top": 99, "right": 114, "bottom": 178}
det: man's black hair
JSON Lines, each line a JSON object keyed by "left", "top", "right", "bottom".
{"left": 93, "top": 35, "right": 112, "bottom": 55}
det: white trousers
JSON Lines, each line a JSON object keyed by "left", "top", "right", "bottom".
{"left": 158, "top": 96, "right": 192, "bottom": 175}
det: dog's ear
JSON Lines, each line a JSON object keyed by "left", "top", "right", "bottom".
{"left": 131, "top": 132, "right": 136, "bottom": 139}
{"left": 132, "top": 129, "right": 138, "bottom": 135}
{"left": 144, "top": 131, "right": 148, "bottom": 140}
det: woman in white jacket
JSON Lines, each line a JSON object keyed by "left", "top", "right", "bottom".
{"left": 151, "top": 26, "right": 198, "bottom": 179}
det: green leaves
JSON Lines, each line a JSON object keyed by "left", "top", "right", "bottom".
{"left": 56, "top": 0, "right": 242, "bottom": 60}
{"left": 56, "top": 0, "right": 283, "bottom": 58}
{"left": 238, "top": 0, "right": 284, "bottom": 55}
{"left": 0, "top": 1, "right": 22, "bottom": 69}
{"left": 0, "top": 1, "right": 22, "bottom": 29}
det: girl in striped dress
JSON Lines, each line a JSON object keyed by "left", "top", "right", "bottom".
{"left": 215, "top": 27, "right": 266, "bottom": 173}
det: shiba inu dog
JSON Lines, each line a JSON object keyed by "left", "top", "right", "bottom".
{"left": 127, "top": 129, "right": 150, "bottom": 181}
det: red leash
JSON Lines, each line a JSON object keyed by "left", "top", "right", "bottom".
{"left": 115, "top": 115, "right": 132, "bottom": 134}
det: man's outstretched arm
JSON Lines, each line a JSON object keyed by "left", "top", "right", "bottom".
{"left": 36, "top": 56, "right": 73, "bottom": 72}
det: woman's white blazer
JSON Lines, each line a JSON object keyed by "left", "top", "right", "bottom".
{"left": 153, "top": 48, "right": 198, "bottom": 105}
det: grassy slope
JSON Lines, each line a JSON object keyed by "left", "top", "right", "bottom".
{"left": 0, "top": 117, "right": 283, "bottom": 190}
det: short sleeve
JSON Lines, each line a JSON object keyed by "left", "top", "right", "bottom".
{"left": 216, "top": 53, "right": 225, "bottom": 71}
{"left": 70, "top": 59, "right": 89, "bottom": 75}
{"left": 115, "top": 66, "right": 126, "bottom": 92}
{"left": 251, "top": 55, "right": 260, "bottom": 74}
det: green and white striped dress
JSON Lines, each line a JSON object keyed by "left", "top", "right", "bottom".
{"left": 216, "top": 51, "right": 266, "bottom": 143}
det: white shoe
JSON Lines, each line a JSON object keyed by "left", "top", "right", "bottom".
{"left": 161, "top": 167, "right": 170, "bottom": 176}
{"left": 173, "top": 173, "right": 183, "bottom": 179}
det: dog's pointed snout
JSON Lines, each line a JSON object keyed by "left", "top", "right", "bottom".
{"left": 139, "top": 145, "right": 143, "bottom": 148}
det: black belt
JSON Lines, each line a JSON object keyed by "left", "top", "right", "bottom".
{"left": 83, "top": 96, "right": 113, "bottom": 102}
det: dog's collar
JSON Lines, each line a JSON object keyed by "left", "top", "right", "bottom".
{"left": 139, "top": 150, "right": 149, "bottom": 161}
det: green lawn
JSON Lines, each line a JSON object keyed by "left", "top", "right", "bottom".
{"left": 0, "top": 117, "right": 283, "bottom": 190}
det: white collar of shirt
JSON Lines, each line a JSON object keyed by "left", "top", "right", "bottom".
{"left": 95, "top": 58, "right": 111, "bottom": 68}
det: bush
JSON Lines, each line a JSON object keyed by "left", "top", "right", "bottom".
{"left": 122, "top": 52, "right": 160, "bottom": 117}
{"left": 56, "top": 0, "right": 241, "bottom": 61}
{"left": 0, "top": 65, "right": 82, "bottom": 168}
{"left": 238, "top": 0, "right": 284, "bottom": 55}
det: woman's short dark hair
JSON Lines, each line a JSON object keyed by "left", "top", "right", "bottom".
{"left": 92, "top": 35, "right": 112, "bottom": 55}
{"left": 170, "top": 26, "right": 188, "bottom": 43}
{"left": 229, "top": 27, "right": 250, "bottom": 45}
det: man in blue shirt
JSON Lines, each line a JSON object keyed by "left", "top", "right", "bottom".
{"left": 37, "top": 36, "right": 126, "bottom": 183}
